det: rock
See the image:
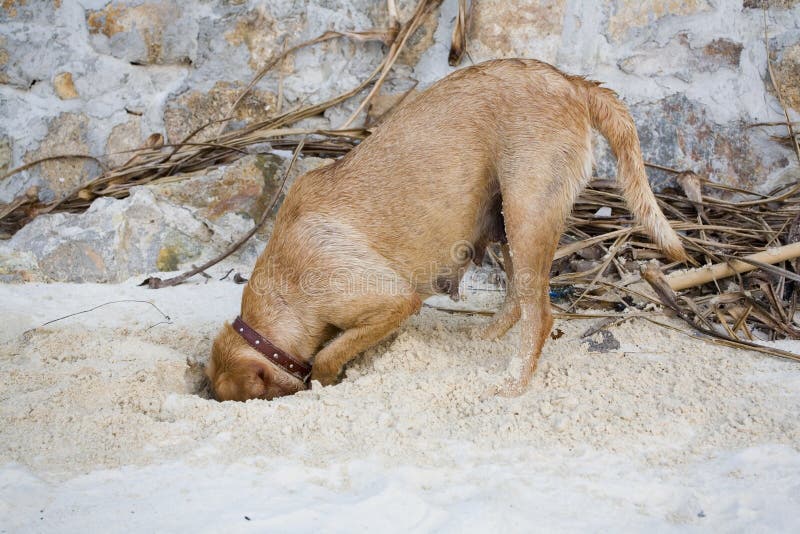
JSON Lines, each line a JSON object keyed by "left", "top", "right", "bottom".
{"left": 146, "top": 153, "right": 330, "bottom": 237}
{"left": 85, "top": 1, "right": 198, "bottom": 65}
{"left": 22, "top": 113, "right": 101, "bottom": 200}
{"left": 703, "top": 39, "right": 744, "bottom": 70}
{"left": 0, "top": 188, "right": 214, "bottom": 283}
{"left": 469, "top": 0, "right": 566, "bottom": 63}
{"left": 1, "top": 0, "right": 800, "bottom": 286}
{"left": 619, "top": 34, "right": 743, "bottom": 82}
{"left": 583, "top": 330, "right": 621, "bottom": 352}
{"left": 147, "top": 154, "right": 276, "bottom": 223}
{"left": 396, "top": 5, "right": 439, "bottom": 66}
{"left": 0, "top": 3, "right": 78, "bottom": 89}
{"left": 744, "top": 0, "right": 800, "bottom": 8}
{"left": 0, "top": 137, "right": 11, "bottom": 175}
{"left": 32, "top": 139, "right": 328, "bottom": 280}
{"left": 0, "top": 248, "right": 38, "bottom": 283}
{"left": 105, "top": 117, "right": 143, "bottom": 168}
{"left": 53, "top": 72, "right": 79, "bottom": 100}
{"left": 771, "top": 41, "right": 800, "bottom": 112}
{"left": 223, "top": 6, "right": 283, "bottom": 72}
{"left": 606, "top": 0, "right": 712, "bottom": 44}
{"left": 0, "top": 149, "right": 331, "bottom": 282}
{"left": 0, "top": 36, "right": 9, "bottom": 85}
{"left": 163, "top": 81, "right": 276, "bottom": 144}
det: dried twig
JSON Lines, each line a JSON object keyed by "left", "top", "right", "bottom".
{"left": 0, "top": 154, "right": 106, "bottom": 182}
{"left": 666, "top": 242, "right": 800, "bottom": 291}
{"left": 642, "top": 265, "right": 800, "bottom": 362}
{"left": 643, "top": 316, "right": 800, "bottom": 363}
{"left": 449, "top": 0, "right": 470, "bottom": 66}
{"left": 140, "top": 138, "right": 304, "bottom": 289}
{"left": 37, "top": 300, "right": 171, "bottom": 329}
{"left": 763, "top": 8, "right": 800, "bottom": 165}
{"left": 342, "top": 0, "right": 443, "bottom": 128}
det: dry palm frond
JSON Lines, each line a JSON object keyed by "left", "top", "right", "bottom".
{"left": 0, "top": 0, "right": 441, "bottom": 236}
{"left": 546, "top": 173, "right": 800, "bottom": 360}
{"left": 448, "top": 0, "right": 471, "bottom": 66}
{"left": 141, "top": 139, "right": 305, "bottom": 289}
{"left": 0, "top": 1, "right": 798, "bottom": 364}
{"left": 341, "top": 0, "right": 443, "bottom": 127}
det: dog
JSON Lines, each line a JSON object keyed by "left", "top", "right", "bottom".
{"left": 206, "top": 59, "right": 687, "bottom": 401}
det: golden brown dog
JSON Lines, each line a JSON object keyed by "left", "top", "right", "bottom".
{"left": 206, "top": 59, "right": 686, "bottom": 401}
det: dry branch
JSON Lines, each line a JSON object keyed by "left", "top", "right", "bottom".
{"left": 642, "top": 265, "right": 800, "bottom": 363}
{"left": 341, "top": 0, "right": 443, "bottom": 128}
{"left": 666, "top": 242, "right": 800, "bottom": 291}
{"left": 0, "top": 1, "right": 798, "bottom": 359}
{"left": 448, "top": 0, "right": 470, "bottom": 66}
{"left": 0, "top": 0, "right": 443, "bottom": 235}
{"left": 140, "top": 139, "right": 304, "bottom": 289}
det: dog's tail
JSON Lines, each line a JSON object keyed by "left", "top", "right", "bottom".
{"left": 583, "top": 81, "right": 687, "bottom": 262}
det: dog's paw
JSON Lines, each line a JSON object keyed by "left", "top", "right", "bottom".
{"left": 484, "top": 378, "right": 528, "bottom": 398}
{"left": 476, "top": 323, "right": 503, "bottom": 341}
{"left": 477, "top": 315, "right": 519, "bottom": 341}
{"left": 310, "top": 366, "right": 339, "bottom": 386}
{"left": 496, "top": 383, "right": 528, "bottom": 398}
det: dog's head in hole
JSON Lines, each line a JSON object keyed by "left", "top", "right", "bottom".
{"left": 205, "top": 322, "right": 306, "bottom": 401}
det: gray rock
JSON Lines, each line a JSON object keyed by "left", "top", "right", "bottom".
{"left": 85, "top": 1, "right": 200, "bottom": 66}
{"left": 0, "top": 152, "right": 330, "bottom": 283}
{"left": 0, "top": 188, "right": 215, "bottom": 282}
{"left": 2, "top": 0, "right": 800, "bottom": 284}
{"left": 583, "top": 330, "right": 621, "bottom": 353}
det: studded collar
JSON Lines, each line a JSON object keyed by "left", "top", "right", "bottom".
{"left": 232, "top": 316, "right": 312, "bottom": 384}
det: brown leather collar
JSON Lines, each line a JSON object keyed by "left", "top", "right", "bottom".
{"left": 232, "top": 316, "right": 312, "bottom": 385}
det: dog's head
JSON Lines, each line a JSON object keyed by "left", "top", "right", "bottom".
{"left": 206, "top": 322, "right": 306, "bottom": 401}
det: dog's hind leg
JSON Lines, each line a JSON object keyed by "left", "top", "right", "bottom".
{"left": 493, "top": 143, "right": 591, "bottom": 396}
{"left": 494, "top": 203, "right": 559, "bottom": 397}
{"left": 479, "top": 243, "right": 520, "bottom": 340}
{"left": 311, "top": 292, "right": 422, "bottom": 386}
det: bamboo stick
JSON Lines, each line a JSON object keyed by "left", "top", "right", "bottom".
{"left": 666, "top": 241, "right": 800, "bottom": 291}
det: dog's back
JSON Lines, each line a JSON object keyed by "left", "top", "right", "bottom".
{"left": 278, "top": 59, "right": 683, "bottom": 291}
{"left": 211, "top": 59, "right": 686, "bottom": 400}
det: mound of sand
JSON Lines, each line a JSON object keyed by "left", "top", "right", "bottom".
{"left": 2, "top": 281, "right": 798, "bottom": 483}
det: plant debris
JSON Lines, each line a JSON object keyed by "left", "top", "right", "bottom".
{"left": 1, "top": 0, "right": 798, "bottom": 361}
{"left": 0, "top": 0, "right": 445, "bottom": 237}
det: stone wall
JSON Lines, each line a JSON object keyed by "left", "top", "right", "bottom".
{"left": 1, "top": 0, "right": 799, "bottom": 281}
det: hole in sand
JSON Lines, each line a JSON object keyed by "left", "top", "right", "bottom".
{"left": 184, "top": 358, "right": 212, "bottom": 399}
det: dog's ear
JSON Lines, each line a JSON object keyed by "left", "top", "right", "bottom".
{"left": 249, "top": 360, "right": 271, "bottom": 387}
{"left": 247, "top": 359, "right": 286, "bottom": 400}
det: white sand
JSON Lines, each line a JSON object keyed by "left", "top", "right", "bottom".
{"left": 1, "top": 278, "right": 800, "bottom": 532}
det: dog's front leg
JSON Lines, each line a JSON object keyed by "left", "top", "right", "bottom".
{"left": 312, "top": 294, "right": 422, "bottom": 385}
